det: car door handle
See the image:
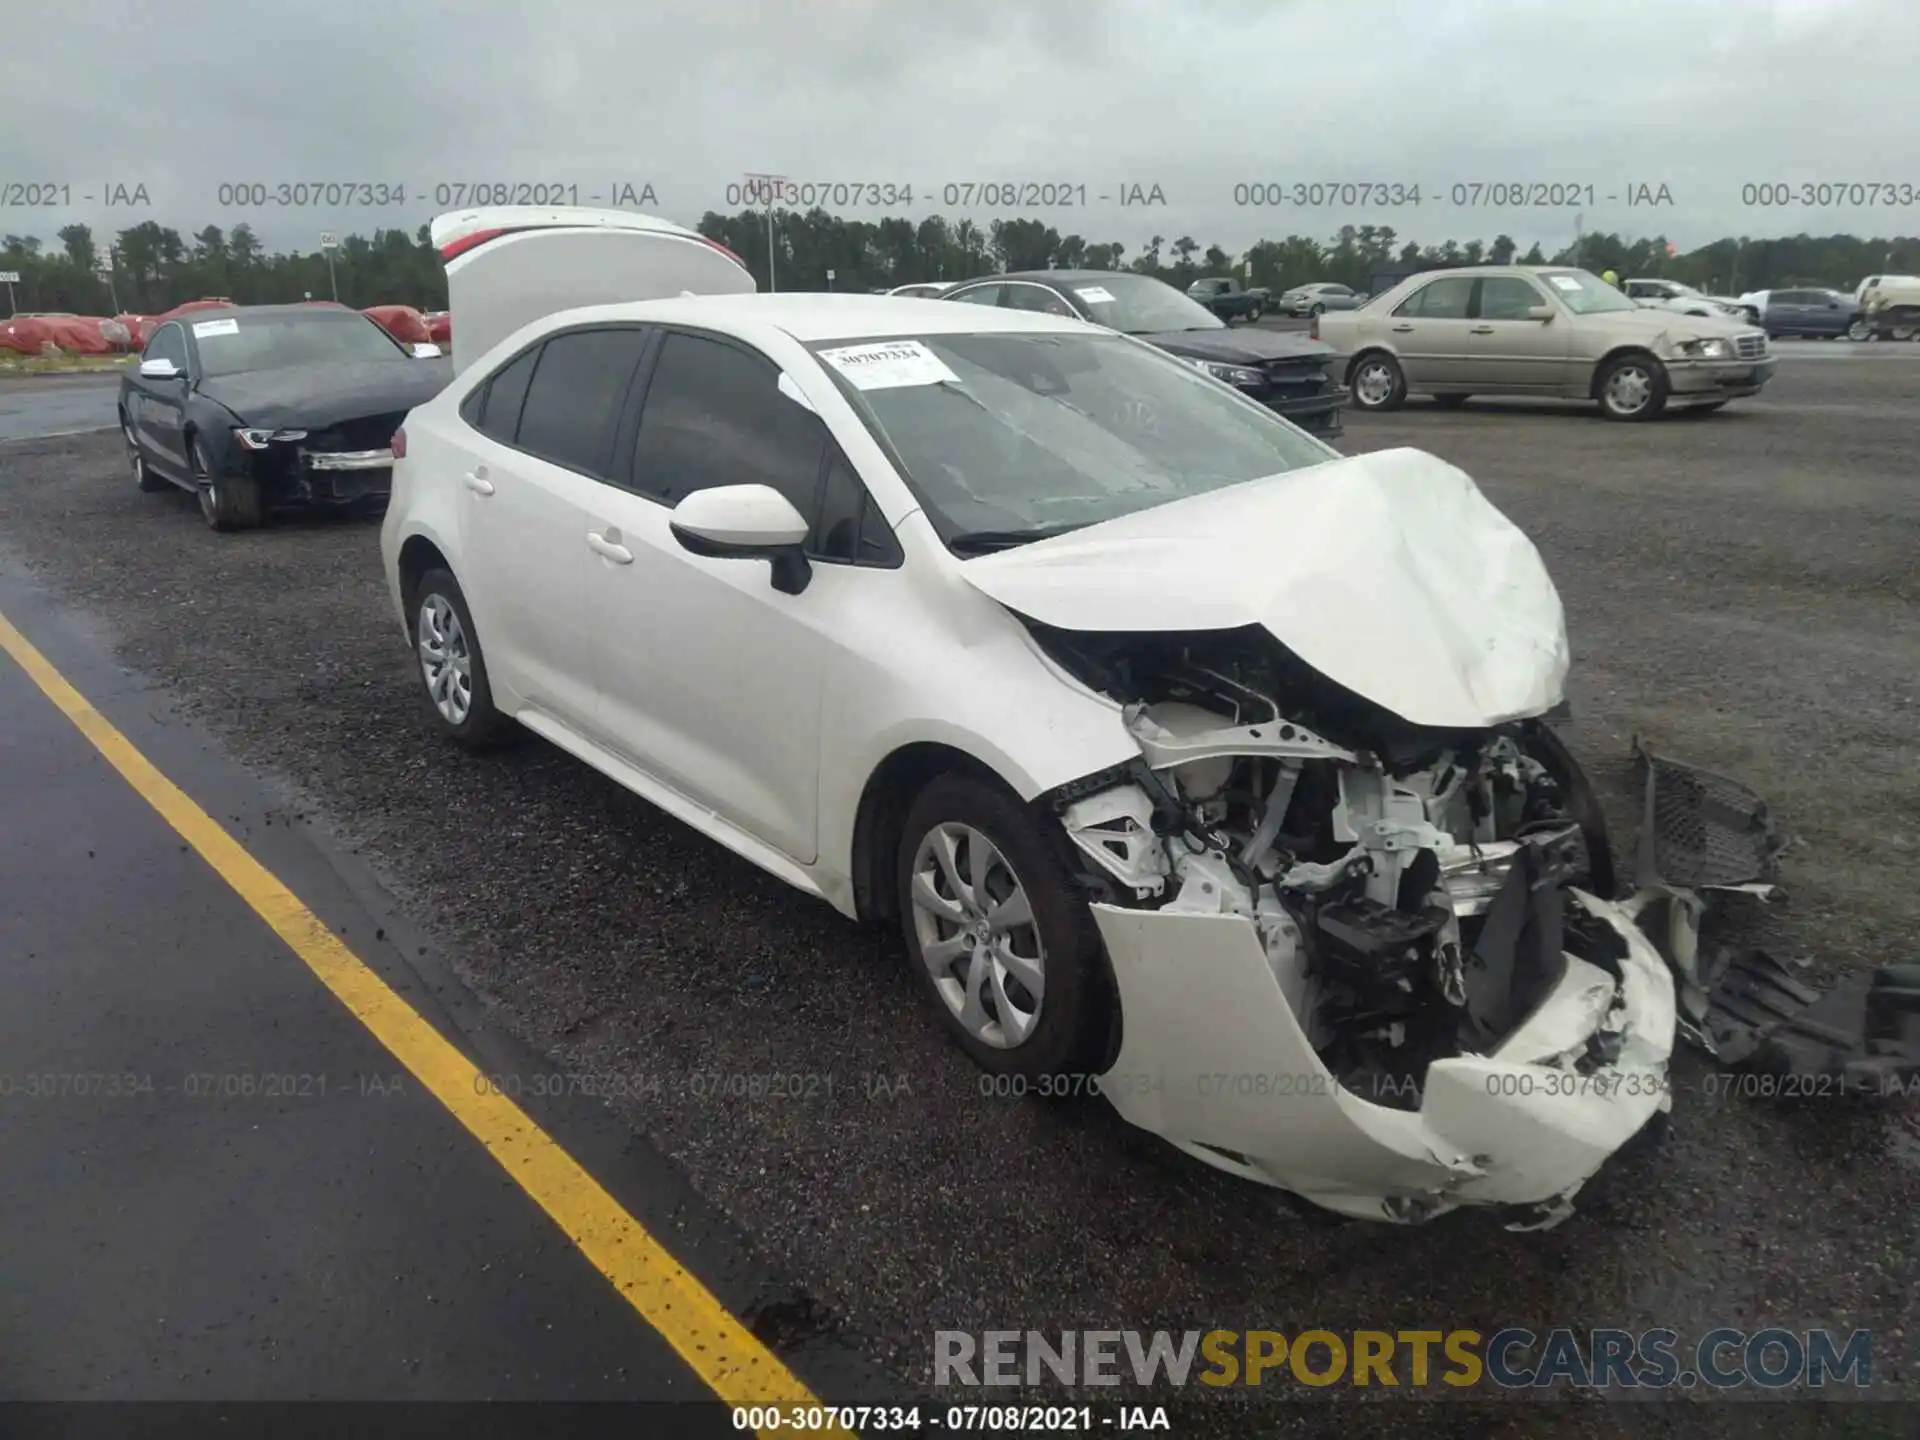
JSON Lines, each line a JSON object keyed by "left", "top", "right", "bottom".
{"left": 463, "top": 471, "right": 494, "bottom": 495}
{"left": 587, "top": 531, "right": 633, "bottom": 564}
{"left": 1469, "top": 325, "right": 1494, "bottom": 334}
{"left": 1391, "top": 323, "right": 1414, "bottom": 332}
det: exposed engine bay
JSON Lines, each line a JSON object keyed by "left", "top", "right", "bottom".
{"left": 1034, "top": 623, "right": 1633, "bottom": 1113}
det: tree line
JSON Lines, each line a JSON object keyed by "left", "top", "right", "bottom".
{"left": 4, "top": 215, "right": 1916, "bottom": 316}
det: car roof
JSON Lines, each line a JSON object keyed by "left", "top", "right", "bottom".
{"left": 538, "top": 292, "right": 1097, "bottom": 342}
{"left": 166, "top": 303, "right": 365, "bottom": 323}
{"left": 973, "top": 269, "right": 1144, "bottom": 285}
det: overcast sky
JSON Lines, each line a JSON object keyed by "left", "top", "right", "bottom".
{"left": 7, "top": 0, "right": 1913, "bottom": 258}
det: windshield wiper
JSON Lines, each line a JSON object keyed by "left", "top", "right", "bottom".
{"left": 947, "top": 523, "right": 1087, "bottom": 555}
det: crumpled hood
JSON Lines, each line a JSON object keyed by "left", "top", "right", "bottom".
{"left": 958, "top": 446, "right": 1569, "bottom": 728}
{"left": 196, "top": 359, "right": 452, "bottom": 430}
{"left": 1133, "top": 326, "right": 1334, "bottom": 364}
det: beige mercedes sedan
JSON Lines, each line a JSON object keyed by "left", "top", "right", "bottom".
{"left": 1315, "top": 265, "right": 1776, "bottom": 420}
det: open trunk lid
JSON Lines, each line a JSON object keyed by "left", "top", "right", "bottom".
{"left": 431, "top": 206, "right": 755, "bottom": 374}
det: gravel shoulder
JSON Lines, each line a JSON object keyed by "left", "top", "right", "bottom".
{"left": 1, "top": 354, "right": 1914, "bottom": 1425}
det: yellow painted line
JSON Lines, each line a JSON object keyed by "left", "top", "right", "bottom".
{"left": 0, "top": 607, "right": 847, "bottom": 1436}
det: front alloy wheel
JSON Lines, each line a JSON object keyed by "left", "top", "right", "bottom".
{"left": 910, "top": 823, "right": 1047, "bottom": 1049}
{"left": 1597, "top": 353, "right": 1669, "bottom": 421}
{"left": 895, "top": 775, "right": 1107, "bottom": 1076}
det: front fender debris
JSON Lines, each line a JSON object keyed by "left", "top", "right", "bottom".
{"left": 1630, "top": 742, "right": 1920, "bottom": 1090}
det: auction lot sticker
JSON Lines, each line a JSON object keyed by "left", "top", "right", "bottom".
{"left": 191, "top": 318, "right": 240, "bottom": 338}
{"left": 819, "top": 339, "right": 960, "bottom": 390}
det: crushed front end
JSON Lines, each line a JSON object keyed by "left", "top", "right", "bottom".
{"left": 1033, "top": 624, "right": 1675, "bottom": 1225}
{"left": 231, "top": 411, "right": 404, "bottom": 512}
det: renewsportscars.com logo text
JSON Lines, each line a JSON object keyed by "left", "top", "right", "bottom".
{"left": 934, "top": 1328, "right": 1874, "bottom": 1390}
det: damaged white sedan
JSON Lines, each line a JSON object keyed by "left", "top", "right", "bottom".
{"left": 384, "top": 209, "right": 1677, "bottom": 1227}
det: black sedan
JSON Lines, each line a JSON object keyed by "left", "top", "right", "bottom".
{"left": 941, "top": 270, "right": 1347, "bottom": 437}
{"left": 119, "top": 303, "right": 452, "bottom": 531}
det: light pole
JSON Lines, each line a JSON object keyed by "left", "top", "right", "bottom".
{"left": 320, "top": 231, "right": 340, "bottom": 301}
{"left": 743, "top": 173, "right": 787, "bottom": 292}
{"left": 100, "top": 250, "right": 121, "bottom": 315}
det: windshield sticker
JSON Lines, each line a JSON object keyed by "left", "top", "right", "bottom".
{"left": 1073, "top": 286, "right": 1117, "bottom": 304}
{"left": 191, "top": 317, "right": 240, "bottom": 338}
{"left": 1546, "top": 276, "right": 1582, "bottom": 292}
{"left": 818, "top": 339, "right": 960, "bottom": 390}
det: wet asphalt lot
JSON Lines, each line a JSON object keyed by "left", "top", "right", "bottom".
{"left": 1, "top": 348, "right": 1916, "bottom": 1434}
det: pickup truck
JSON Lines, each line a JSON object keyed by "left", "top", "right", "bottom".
{"left": 1857, "top": 275, "right": 1920, "bottom": 340}
{"left": 1187, "top": 276, "right": 1270, "bottom": 323}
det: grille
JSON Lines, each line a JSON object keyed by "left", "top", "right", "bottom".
{"left": 304, "top": 411, "right": 406, "bottom": 452}
{"left": 1735, "top": 333, "right": 1767, "bottom": 361}
{"left": 1264, "top": 358, "right": 1333, "bottom": 393}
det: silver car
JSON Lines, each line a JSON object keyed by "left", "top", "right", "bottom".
{"left": 1622, "top": 277, "right": 1757, "bottom": 323}
{"left": 1278, "top": 282, "right": 1364, "bottom": 317}
{"left": 1315, "top": 265, "right": 1775, "bottom": 420}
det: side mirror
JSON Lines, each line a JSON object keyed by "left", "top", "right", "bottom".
{"left": 1525, "top": 305, "right": 1554, "bottom": 321}
{"left": 668, "top": 484, "right": 813, "bottom": 595}
{"left": 139, "top": 357, "right": 183, "bottom": 380}
{"left": 410, "top": 342, "right": 442, "bottom": 358}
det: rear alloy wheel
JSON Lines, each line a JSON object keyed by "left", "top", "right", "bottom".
{"left": 1309, "top": 302, "right": 1326, "bottom": 318}
{"left": 1596, "top": 352, "right": 1669, "bottom": 421}
{"left": 411, "top": 567, "right": 514, "bottom": 748}
{"left": 193, "top": 436, "right": 263, "bottom": 531}
{"left": 124, "top": 415, "right": 167, "bottom": 492}
{"left": 1348, "top": 352, "right": 1407, "bottom": 411}
{"left": 897, "top": 775, "right": 1105, "bottom": 1077}
{"left": 1846, "top": 320, "right": 1871, "bottom": 341}
{"left": 1246, "top": 304, "right": 1264, "bottom": 322}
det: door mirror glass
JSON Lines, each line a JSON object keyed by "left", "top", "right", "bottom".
{"left": 139, "top": 357, "right": 183, "bottom": 379}
{"left": 669, "top": 484, "right": 813, "bottom": 593}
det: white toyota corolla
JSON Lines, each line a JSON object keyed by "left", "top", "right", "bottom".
{"left": 383, "top": 208, "right": 1676, "bottom": 1225}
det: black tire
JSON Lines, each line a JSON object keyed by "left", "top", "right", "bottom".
{"left": 1246, "top": 304, "right": 1263, "bottom": 322}
{"left": 1431, "top": 393, "right": 1470, "bottom": 410}
{"left": 123, "top": 412, "right": 167, "bottom": 493}
{"left": 895, "top": 773, "right": 1108, "bottom": 1078}
{"left": 408, "top": 567, "right": 515, "bottom": 749}
{"left": 1594, "top": 351, "right": 1670, "bottom": 421}
{"left": 1347, "top": 351, "right": 1407, "bottom": 412}
{"left": 193, "top": 434, "right": 263, "bottom": 531}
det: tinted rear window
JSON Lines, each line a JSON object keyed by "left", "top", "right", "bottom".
{"left": 476, "top": 348, "right": 537, "bottom": 441}
{"left": 515, "top": 329, "right": 649, "bottom": 476}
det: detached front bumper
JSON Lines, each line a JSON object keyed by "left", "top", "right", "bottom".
{"left": 1090, "top": 888, "right": 1675, "bottom": 1223}
{"left": 226, "top": 442, "right": 395, "bottom": 509}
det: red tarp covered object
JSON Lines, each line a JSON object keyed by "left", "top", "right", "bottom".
{"left": 361, "top": 304, "right": 431, "bottom": 345}
{"left": 0, "top": 315, "right": 127, "bottom": 355}
{"left": 0, "top": 317, "right": 53, "bottom": 355}
{"left": 152, "top": 298, "right": 234, "bottom": 325}
{"left": 424, "top": 310, "right": 451, "bottom": 344}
